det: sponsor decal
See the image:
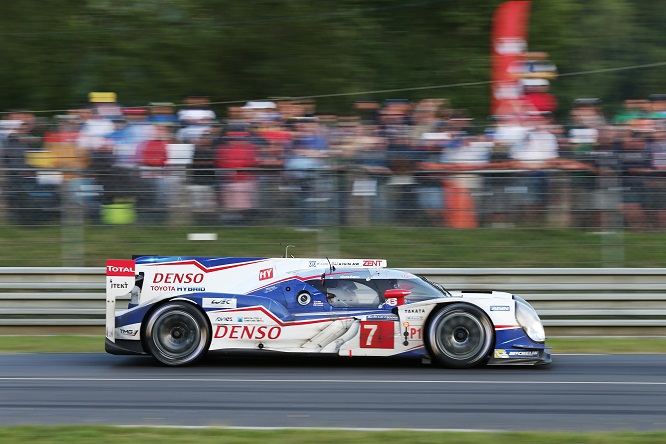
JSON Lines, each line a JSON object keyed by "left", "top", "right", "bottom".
{"left": 338, "top": 275, "right": 361, "bottom": 279}
{"left": 490, "top": 305, "right": 510, "bottom": 311}
{"left": 313, "top": 300, "right": 323, "bottom": 307}
{"left": 409, "top": 326, "right": 422, "bottom": 340}
{"left": 309, "top": 261, "right": 317, "bottom": 268}
{"left": 176, "top": 286, "right": 205, "bottom": 292}
{"left": 152, "top": 285, "right": 175, "bottom": 292}
{"left": 494, "top": 349, "right": 509, "bottom": 359}
{"left": 363, "top": 260, "right": 384, "bottom": 267}
{"left": 215, "top": 316, "right": 233, "bottom": 323}
{"left": 259, "top": 268, "right": 274, "bottom": 281}
{"left": 213, "top": 325, "right": 281, "bottom": 340}
{"left": 119, "top": 328, "right": 138, "bottom": 337}
{"left": 493, "top": 349, "right": 539, "bottom": 359}
{"left": 109, "top": 280, "right": 129, "bottom": 290}
{"left": 508, "top": 350, "right": 539, "bottom": 357}
{"left": 263, "top": 285, "right": 278, "bottom": 293}
{"left": 404, "top": 308, "right": 425, "bottom": 314}
{"left": 203, "top": 298, "right": 237, "bottom": 308}
{"left": 106, "top": 260, "right": 135, "bottom": 277}
{"left": 366, "top": 314, "right": 399, "bottom": 321}
{"left": 385, "top": 298, "right": 398, "bottom": 306}
{"left": 405, "top": 315, "right": 423, "bottom": 322}
{"left": 151, "top": 285, "right": 205, "bottom": 292}
{"left": 237, "top": 316, "right": 264, "bottom": 324}
{"left": 153, "top": 273, "right": 204, "bottom": 284}
{"left": 360, "top": 321, "right": 394, "bottom": 349}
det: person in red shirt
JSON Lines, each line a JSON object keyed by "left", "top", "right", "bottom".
{"left": 522, "top": 79, "right": 558, "bottom": 114}
{"left": 215, "top": 131, "right": 259, "bottom": 224}
{"left": 136, "top": 124, "right": 172, "bottom": 223}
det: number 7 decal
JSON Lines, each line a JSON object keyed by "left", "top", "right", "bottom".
{"left": 362, "top": 324, "right": 377, "bottom": 346}
{"left": 360, "top": 321, "right": 394, "bottom": 349}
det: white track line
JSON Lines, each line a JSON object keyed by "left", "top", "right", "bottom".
{"left": 0, "top": 377, "right": 664, "bottom": 385}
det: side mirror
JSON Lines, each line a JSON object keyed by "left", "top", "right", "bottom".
{"left": 384, "top": 288, "right": 410, "bottom": 306}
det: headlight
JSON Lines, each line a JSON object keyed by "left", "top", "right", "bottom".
{"left": 513, "top": 295, "right": 546, "bottom": 343}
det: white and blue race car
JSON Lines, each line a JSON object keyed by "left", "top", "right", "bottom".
{"left": 105, "top": 256, "right": 551, "bottom": 368}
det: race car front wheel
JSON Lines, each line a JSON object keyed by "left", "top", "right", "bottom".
{"left": 425, "top": 303, "right": 494, "bottom": 369}
{"left": 144, "top": 301, "right": 210, "bottom": 366}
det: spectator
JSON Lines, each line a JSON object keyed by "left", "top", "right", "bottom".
{"left": 647, "top": 94, "right": 666, "bottom": 119}
{"left": 617, "top": 124, "right": 651, "bottom": 230}
{"left": 77, "top": 107, "right": 115, "bottom": 152}
{"left": 564, "top": 102, "right": 605, "bottom": 228}
{"left": 148, "top": 102, "right": 178, "bottom": 126}
{"left": 255, "top": 124, "right": 292, "bottom": 223}
{"left": 187, "top": 129, "right": 219, "bottom": 222}
{"left": 644, "top": 128, "right": 666, "bottom": 228}
{"left": 380, "top": 102, "right": 417, "bottom": 224}
{"left": 522, "top": 79, "right": 558, "bottom": 114}
{"left": 3, "top": 115, "right": 45, "bottom": 224}
{"left": 613, "top": 99, "right": 648, "bottom": 125}
{"left": 216, "top": 131, "right": 260, "bottom": 225}
{"left": 283, "top": 117, "right": 331, "bottom": 227}
{"left": 136, "top": 124, "right": 173, "bottom": 223}
{"left": 509, "top": 112, "right": 560, "bottom": 224}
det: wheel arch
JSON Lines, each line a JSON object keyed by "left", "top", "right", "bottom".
{"left": 140, "top": 296, "right": 212, "bottom": 354}
{"left": 423, "top": 301, "right": 496, "bottom": 368}
{"left": 424, "top": 301, "right": 497, "bottom": 333}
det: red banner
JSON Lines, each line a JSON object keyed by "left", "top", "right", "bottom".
{"left": 491, "top": 0, "right": 531, "bottom": 115}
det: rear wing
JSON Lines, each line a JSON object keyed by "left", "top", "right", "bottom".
{"left": 289, "top": 258, "right": 388, "bottom": 269}
{"left": 105, "top": 259, "right": 136, "bottom": 342}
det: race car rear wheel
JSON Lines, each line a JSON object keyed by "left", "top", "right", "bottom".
{"left": 425, "top": 303, "right": 494, "bottom": 369}
{"left": 144, "top": 301, "right": 210, "bottom": 366}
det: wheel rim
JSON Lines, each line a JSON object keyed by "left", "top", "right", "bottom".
{"left": 434, "top": 311, "right": 486, "bottom": 360}
{"left": 152, "top": 309, "right": 203, "bottom": 361}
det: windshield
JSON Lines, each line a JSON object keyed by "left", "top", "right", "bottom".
{"left": 389, "top": 276, "right": 450, "bottom": 302}
{"left": 418, "top": 275, "right": 452, "bottom": 297}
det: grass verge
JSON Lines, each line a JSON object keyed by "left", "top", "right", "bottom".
{"left": 0, "top": 427, "right": 665, "bottom": 443}
{"left": 4, "top": 225, "right": 666, "bottom": 267}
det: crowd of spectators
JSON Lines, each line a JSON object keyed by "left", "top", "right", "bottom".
{"left": 2, "top": 91, "right": 666, "bottom": 230}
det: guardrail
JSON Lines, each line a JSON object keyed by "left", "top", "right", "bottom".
{"left": 1, "top": 267, "right": 665, "bottom": 336}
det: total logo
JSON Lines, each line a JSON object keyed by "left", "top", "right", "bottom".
{"left": 106, "top": 260, "right": 135, "bottom": 276}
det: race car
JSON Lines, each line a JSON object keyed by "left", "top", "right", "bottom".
{"left": 105, "top": 256, "right": 551, "bottom": 368}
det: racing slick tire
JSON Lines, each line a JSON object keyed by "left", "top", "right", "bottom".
{"left": 144, "top": 301, "right": 211, "bottom": 366}
{"left": 424, "top": 303, "right": 494, "bottom": 369}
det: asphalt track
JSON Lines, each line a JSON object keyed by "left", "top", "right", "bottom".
{"left": 0, "top": 352, "right": 665, "bottom": 432}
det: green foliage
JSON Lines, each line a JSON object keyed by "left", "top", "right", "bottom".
{"left": 0, "top": 1, "right": 664, "bottom": 117}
